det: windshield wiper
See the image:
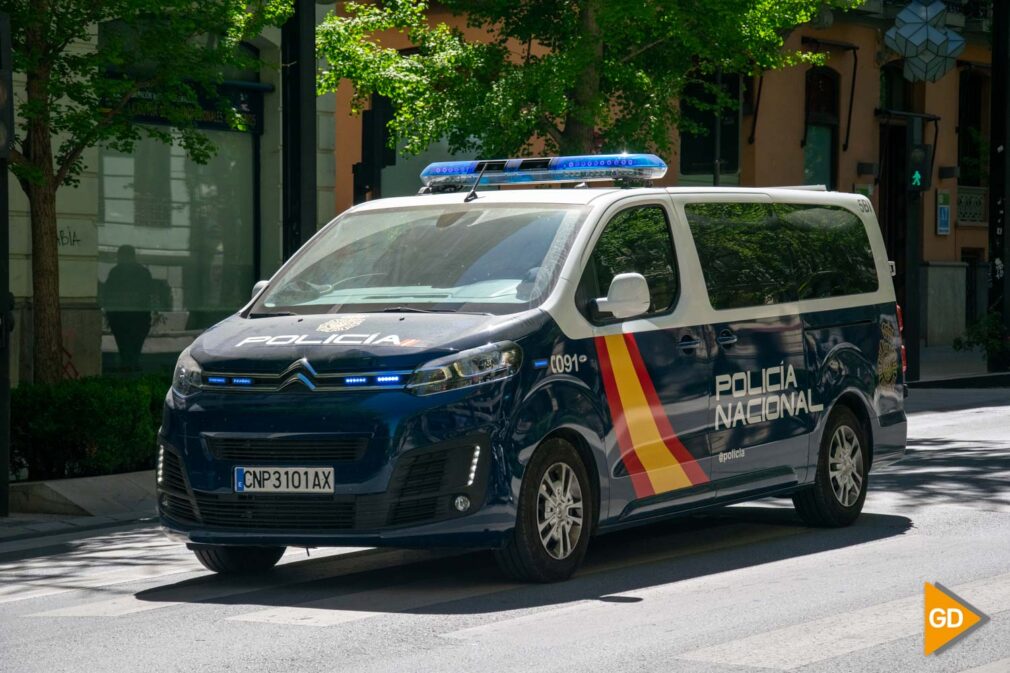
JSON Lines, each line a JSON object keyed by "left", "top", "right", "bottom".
{"left": 376, "top": 306, "right": 448, "bottom": 314}
{"left": 247, "top": 310, "right": 298, "bottom": 318}
{"left": 372, "top": 306, "right": 491, "bottom": 315}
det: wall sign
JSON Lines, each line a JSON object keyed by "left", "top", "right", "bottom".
{"left": 937, "top": 189, "right": 951, "bottom": 235}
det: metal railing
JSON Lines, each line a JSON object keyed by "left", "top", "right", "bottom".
{"left": 879, "top": 0, "right": 992, "bottom": 20}
{"left": 958, "top": 185, "right": 988, "bottom": 225}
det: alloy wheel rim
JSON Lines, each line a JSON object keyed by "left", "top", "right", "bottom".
{"left": 828, "top": 425, "right": 864, "bottom": 507}
{"left": 536, "top": 462, "right": 584, "bottom": 560}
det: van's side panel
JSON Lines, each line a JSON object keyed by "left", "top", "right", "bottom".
{"left": 800, "top": 302, "right": 906, "bottom": 473}
{"left": 707, "top": 313, "right": 813, "bottom": 496}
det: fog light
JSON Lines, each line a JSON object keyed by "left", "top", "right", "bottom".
{"left": 453, "top": 495, "right": 471, "bottom": 512}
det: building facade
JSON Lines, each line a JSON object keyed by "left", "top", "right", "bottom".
{"left": 333, "top": 1, "right": 995, "bottom": 380}
{"left": 6, "top": 3, "right": 339, "bottom": 386}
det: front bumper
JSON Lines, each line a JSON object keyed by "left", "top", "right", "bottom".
{"left": 156, "top": 384, "right": 520, "bottom": 549}
{"left": 157, "top": 438, "right": 516, "bottom": 548}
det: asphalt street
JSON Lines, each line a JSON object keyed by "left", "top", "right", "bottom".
{"left": 1, "top": 388, "right": 1009, "bottom": 673}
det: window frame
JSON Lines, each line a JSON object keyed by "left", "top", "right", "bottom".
{"left": 803, "top": 66, "right": 841, "bottom": 190}
{"left": 574, "top": 201, "right": 682, "bottom": 326}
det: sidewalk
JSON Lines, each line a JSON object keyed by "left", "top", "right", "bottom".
{"left": 919, "top": 344, "right": 988, "bottom": 382}
{"left": 0, "top": 508, "right": 157, "bottom": 543}
{"left": 905, "top": 387, "right": 1010, "bottom": 414}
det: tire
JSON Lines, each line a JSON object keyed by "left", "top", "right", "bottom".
{"left": 494, "top": 437, "right": 594, "bottom": 582}
{"left": 190, "top": 544, "right": 286, "bottom": 575}
{"left": 792, "top": 405, "right": 869, "bottom": 527}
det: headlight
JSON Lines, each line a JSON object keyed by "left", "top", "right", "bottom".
{"left": 172, "top": 347, "right": 203, "bottom": 396}
{"left": 407, "top": 342, "right": 522, "bottom": 396}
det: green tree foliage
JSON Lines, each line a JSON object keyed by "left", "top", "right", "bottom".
{"left": 317, "top": 0, "right": 856, "bottom": 158}
{"left": 2, "top": 0, "right": 292, "bottom": 382}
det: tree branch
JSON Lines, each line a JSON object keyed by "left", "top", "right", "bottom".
{"left": 621, "top": 37, "right": 668, "bottom": 64}
{"left": 54, "top": 83, "right": 143, "bottom": 186}
{"left": 7, "top": 147, "right": 29, "bottom": 168}
{"left": 541, "top": 117, "right": 563, "bottom": 145}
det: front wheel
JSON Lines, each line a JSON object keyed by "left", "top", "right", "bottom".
{"left": 793, "top": 406, "right": 869, "bottom": 527}
{"left": 190, "top": 544, "right": 286, "bottom": 574}
{"left": 494, "top": 438, "right": 593, "bottom": 582}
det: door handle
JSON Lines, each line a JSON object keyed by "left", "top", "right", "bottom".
{"left": 678, "top": 334, "right": 701, "bottom": 352}
{"left": 717, "top": 329, "right": 738, "bottom": 347}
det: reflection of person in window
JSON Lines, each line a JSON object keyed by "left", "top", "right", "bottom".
{"left": 104, "top": 245, "right": 153, "bottom": 371}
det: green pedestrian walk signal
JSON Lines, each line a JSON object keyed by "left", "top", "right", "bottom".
{"left": 907, "top": 144, "right": 932, "bottom": 191}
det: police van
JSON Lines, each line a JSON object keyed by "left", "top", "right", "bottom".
{"left": 158, "top": 154, "right": 907, "bottom": 582}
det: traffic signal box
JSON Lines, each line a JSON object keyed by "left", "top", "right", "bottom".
{"left": 908, "top": 143, "right": 933, "bottom": 191}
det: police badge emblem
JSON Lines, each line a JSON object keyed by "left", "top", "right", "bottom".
{"left": 316, "top": 315, "right": 366, "bottom": 333}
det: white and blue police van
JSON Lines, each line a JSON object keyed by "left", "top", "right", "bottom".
{"left": 158, "top": 153, "right": 907, "bottom": 582}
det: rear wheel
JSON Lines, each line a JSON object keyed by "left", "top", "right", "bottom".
{"left": 494, "top": 438, "right": 593, "bottom": 582}
{"left": 190, "top": 544, "right": 286, "bottom": 574}
{"left": 793, "top": 406, "right": 869, "bottom": 527}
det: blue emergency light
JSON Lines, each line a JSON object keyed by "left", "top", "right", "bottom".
{"left": 420, "top": 153, "right": 667, "bottom": 188}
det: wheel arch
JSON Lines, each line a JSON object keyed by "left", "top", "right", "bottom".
{"left": 825, "top": 388, "right": 875, "bottom": 467}
{"left": 508, "top": 379, "right": 610, "bottom": 531}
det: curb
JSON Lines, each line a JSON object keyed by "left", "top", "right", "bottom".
{"left": 0, "top": 513, "right": 157, "bottom": 545}
{"left": 908, "top": 373, "right": 1010, "bottom": 389}
{"left": 11, "top": 470, "right": 156, "bottom": 517}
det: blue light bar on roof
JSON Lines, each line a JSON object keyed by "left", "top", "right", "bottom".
{"left": 420, "top": 153, "right": 667, "bottom": 188}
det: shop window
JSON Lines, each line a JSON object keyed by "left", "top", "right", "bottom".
{"left": 803, "top": 67, "right": 839, "bottom": 190}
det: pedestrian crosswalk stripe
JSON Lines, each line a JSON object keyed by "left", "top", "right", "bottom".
{"left": 675, "top": 572, "right": 1010, "bottom": 670}
{"left": 31, "top": 548, "right": 445, "bottom": 619}
{"left": 228, "top": 579, "right": 515, "bottom": 627}
{"left": 956, "top": 656, "right": 1010, "bottom": 673}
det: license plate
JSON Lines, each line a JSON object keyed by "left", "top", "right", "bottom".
{"left": 234, "top": 467, "right": 335, "bottom": 494}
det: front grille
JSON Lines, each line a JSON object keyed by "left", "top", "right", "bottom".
{"left": 161, "top": 450, "right": 188, "bottom": 493}
{"left": 161, "top": 492, "right": 198, "bottom": 524}
{"left": 397, "top": 451, "right": 448, "bottom": 497}
{"left": 205, "top": 435, "right": 370, "bottom": 463}
{"left": 389, "top": 496, "right": 440, "bottom": 526}
{"left": 159, "top": 436, "right": 486, "bottom": 532}
{"left": 193, "top": 493, "right": 356, "bottom": 530}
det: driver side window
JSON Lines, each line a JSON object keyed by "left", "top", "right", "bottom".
{"left": 576, "top": 204, "right": 679, "bottom": 323}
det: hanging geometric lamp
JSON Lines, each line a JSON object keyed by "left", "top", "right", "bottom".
{"left": 884, "top": 0, "right": 966, "bottom": 82}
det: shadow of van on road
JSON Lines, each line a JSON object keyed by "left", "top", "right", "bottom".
{"left": 134, "top": 506, "right": 911, "bottom": 617}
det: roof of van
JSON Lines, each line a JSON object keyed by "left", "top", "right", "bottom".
{"left": 348, "top": 186, "right": 865, "bottom": 213}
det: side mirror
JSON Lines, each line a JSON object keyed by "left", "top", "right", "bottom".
{"left": 594, "top": 273, "right": 651, "bottom": 319}
{"left": 251, "top": 280, "right": 269, "bottom": 300}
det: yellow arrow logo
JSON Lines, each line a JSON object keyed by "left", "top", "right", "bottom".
{"left": 924, "top": 582, "right": 989, "bottom": 655}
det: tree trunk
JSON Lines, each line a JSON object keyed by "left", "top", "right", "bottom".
{"left": 23, "top": 47, "right": 65, "bottom": 384}
{"left": 26, "top": 181, "right": 63, "bottom": 384}
{"left": 559, "top": 0, "right": 603, "bottom": 155}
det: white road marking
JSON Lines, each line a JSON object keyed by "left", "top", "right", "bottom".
{"left": 958, "top": 656, "right": 1010, "bottom": 673}
{"left": 32, "top": 548, "right": 446, "bottom": 619}
{"left": 442, "top": 522, "right": 803, "bottom": 641}
{"left": 229, "top": 578, "right": 515, "bottom": 627}
{"left": 675, "top": 572, "right": 1010, "bottom": 670}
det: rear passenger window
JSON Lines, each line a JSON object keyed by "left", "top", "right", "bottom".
{"left": 683, "top": 202, "right": 797, "bottom": 309}
{"left": 774, "top": 204, "right": 878, "bottom": 299}
{"left": 577, "top": 205, "right": 678, "bottom": 321}
{"left": 685, "top": 201, "right": 879, "bottom": 310}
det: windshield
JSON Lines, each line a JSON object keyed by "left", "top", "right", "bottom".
{"left": 253, "top": 203, "right": 588, "bottom": 316}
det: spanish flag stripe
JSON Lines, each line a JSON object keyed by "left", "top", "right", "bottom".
{"left": 622, "top": 333, "right": 710, "bottom": 485}
{"left": 595, "top": 337, "right": 654, "bottom": 498}
{"left": 603, "top": 335, "right": 693, "bottom": 493}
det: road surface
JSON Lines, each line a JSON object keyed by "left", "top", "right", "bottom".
{"left": 1, "top": 389, "right": 1009, "bottom": 673}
